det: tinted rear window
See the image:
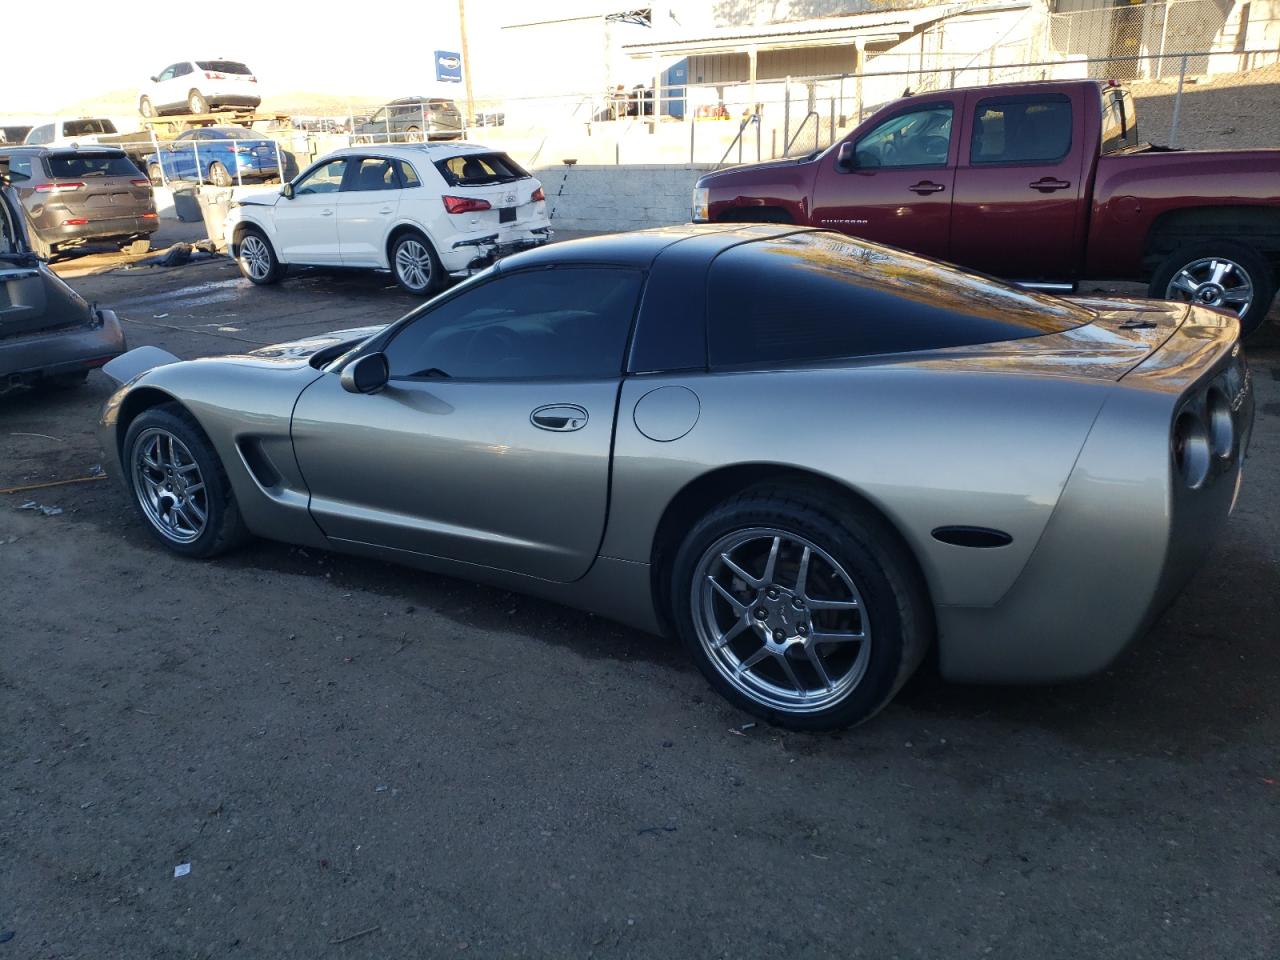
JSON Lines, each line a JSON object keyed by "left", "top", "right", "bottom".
{"left": 46, "top": 153, "right": 140, "bottom": 178}
{"left": 970, "top": 95, "right": 1071, "bottom": 165}
{"left": 197, "top": 61, "right": 252, "bottom": 74}
{"left": 63, "top": 119, "right": 117, "bottom": 136}
{"left": 435, "top": 152, "right": 528, "bottom": 186}
{"left": 707, "top": 233, "right": 1092, "bottom": 369}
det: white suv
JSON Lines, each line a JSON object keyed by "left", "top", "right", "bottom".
{"left": 224, "top": 143, "right": 551, "bottom": 295}
{"left": 139, "top": 60, "right": 261, "bottom": 117}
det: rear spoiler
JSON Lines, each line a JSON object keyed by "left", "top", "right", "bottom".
{"left": 102, "top": 345, "right": 181, "bottom": 386}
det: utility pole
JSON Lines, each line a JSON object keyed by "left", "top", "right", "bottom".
{"left": 458, "top": 0, "right": 475, "bottom": 127}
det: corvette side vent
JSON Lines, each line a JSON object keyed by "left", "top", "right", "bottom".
{"left": 931, "top": 526, "right": 1012, "bottom": 549}
{"left": 237, "top": 438, "right": 282, "bottom": 491}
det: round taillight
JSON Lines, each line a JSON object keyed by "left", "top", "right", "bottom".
{"left": 1172, "top": 409, "right": 1210, "bottom": 488}
{"left": 1205, "top": 387, "right": 1234, "bottom": 460}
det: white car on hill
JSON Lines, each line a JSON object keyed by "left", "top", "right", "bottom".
{"left": 223, "top": 143, "right": 551, "bottom": 295}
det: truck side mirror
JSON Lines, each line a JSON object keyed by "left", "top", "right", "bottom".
{"left": 836, "top": 142, "right": 856, "bottom": 170}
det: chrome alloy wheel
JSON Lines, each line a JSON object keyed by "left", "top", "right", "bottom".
{"left": 692, "top": 528, "right": 871, "bottom": 714}
{"left": 394, "top": 239, "right": 433, "bottom": 292}
{"left": 239, "top": 234, "right": 271, "bottom": 282}
{"left": 1165, "top": 257, "right": 1254, "bottom": 317}
{"left": 131, "top": 428, "right": 208, "bottom": 544}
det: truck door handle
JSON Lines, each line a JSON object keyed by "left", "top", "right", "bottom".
{"left": 530, "top": 404, "right": 589, "bottom": 432}
{"left": 1030, "top": 177, "right": 1071, "bottom": 192}
{"left": 908, "top": 181, "right": 946, "bottom": 194}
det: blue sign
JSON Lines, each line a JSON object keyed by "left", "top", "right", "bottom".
{"left": 435, "top": 50, "right": 463, "bottom": 83}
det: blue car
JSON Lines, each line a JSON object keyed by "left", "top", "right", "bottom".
{"left": 145, "top": 126, "right": 281, "bottom": 186}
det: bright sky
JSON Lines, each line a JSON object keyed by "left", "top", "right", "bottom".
{"left": 0, "top": 0, "right": 480, "bottom": 115}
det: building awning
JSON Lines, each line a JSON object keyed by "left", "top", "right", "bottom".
{"left": 621, "top": 1, "right": 1033, "bottom": 57}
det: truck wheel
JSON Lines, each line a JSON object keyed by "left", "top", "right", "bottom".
{"left": 1151, "top": 241, "right": 1275, "bottom": 338}
{"left": 188, "top": 90, "right": 209, "bottom": 115}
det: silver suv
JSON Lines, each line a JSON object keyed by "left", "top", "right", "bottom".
{"left": 353, "top": 98, "right": 463, "bottom": 143}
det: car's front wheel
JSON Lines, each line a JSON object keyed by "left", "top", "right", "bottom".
{"left": 390, "top": 232, "right": 442, "bottom": 295}
{"left": 236, "top": 227, "right": 282, "bottom": 285}
{"left": 209, "top": 161, "right": 233, "bottom": 187}
{"left": 671, "top": 486, "right": 931, "bottom": 730}
{"left": 122, "top": 405, "right": 249, "bottom": 558}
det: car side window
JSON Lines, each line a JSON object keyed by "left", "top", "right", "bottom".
{"left": 397, "top": 160, "right": 421, "bottom": 188}
{"left": 294, "top": 159, "right": 347, "bottom": 196}
{"left": 175, "top": 62, "right": 193, "bottom": 78}
{"left": 9, "top": 156, "right": 34, "bottom": 179}
{"left": 158, "top": 66, "right": 176, "bottom": 82}
{"left": 971, "top": 96, "right": 1072, "bottom": 165}
{"left": 28, "top": 125, "right": 53, "bottom": 145}
{"left": 384, "top": 267, "right": 643, "bottom": 381}
{"left": 345, "top": 157, "right": 400, "bottom": 191}
{"left": 851, "top": 105, "right": 953, "bottom": 169}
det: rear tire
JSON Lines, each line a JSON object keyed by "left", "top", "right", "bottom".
{"left": 670, "top": 485, "right": 931, "bottom": 731}
{"left": 122, "top": 405, "right": 249, "bottom": 558}
{"left": 405, "top": 125, "right": 423, "bottom": 143}
{"left": 235, "top": 227, "right": 282, "bottom": 285}
{"left": 139, "top": 96, "right": 154, "bottom": 118}
{"left": 390, "top": 231, "right": 442, "bottom": 295}
{"left": 188, "top": 90, "right": 209, "bottom": 115}
{"left": 1150, "top": 240, "right": 1275, "bottom": 338}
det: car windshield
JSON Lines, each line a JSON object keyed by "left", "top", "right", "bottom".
{"left": 46, "top": 153, "right": 140, "bottom": 178}
{"left": 435, "top": 152, "right": 528, "bottom": 186}
{"left": 63, "top": 119, "right": 117, "bottom": 136}
{"left": 197, "top": 61, "right": 252, "bottom": 74}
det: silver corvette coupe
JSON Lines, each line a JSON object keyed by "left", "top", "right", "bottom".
{"left": 98, "top": 225, "right": 1254, "bottom": 729}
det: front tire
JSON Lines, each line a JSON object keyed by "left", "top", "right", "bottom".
{"left": 670, "top": 486, "right": 931, "bottom": 730}
{"left": 235, "top": 227, "right": 282, "bottom": 285}
{"left": 209, "top": 161, "right": 232, "bottom": 187}
{"left": 390, "top": 231, "right": 442, "bottom": 295}
{"left": 188, "top": 90, "right": 209, "bottom": 115}
{"left": 1151, "top": 240, "right": 1275, "bottom": 338}
{"left": 122, "top": 405, "right": 249, "bottom": 558}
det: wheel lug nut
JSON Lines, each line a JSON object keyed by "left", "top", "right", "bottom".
{"left": 755, "top": 608, "right": 768, "bottom": 620}
{"left": 773, "top": 630, "right": 785, "bottom": 642}
{"left": 798, "top": 624, "right": 808, "bottom": 635}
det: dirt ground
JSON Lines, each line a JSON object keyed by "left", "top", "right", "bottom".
{"left": 1, "top": 235, "right": 1278, "bottom": 959}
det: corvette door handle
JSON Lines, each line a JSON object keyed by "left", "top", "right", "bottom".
{"left": 908, "top": 181, "right": 945, "bottom": 195}
{"left": 378, "top": 207, "right": 393, "bottom": 214}
{"left": 320, "top": 208, "right": 334, "bottom": 216}
{"left": 530, "top": 404, "right": 589, "bottom": 432}
{"left": 1030, "top": 177, "right": 1071, "bottom": 192}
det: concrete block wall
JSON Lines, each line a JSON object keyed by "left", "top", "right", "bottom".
{"left": 533, "top": 163, "right": 714, "bottom": 234}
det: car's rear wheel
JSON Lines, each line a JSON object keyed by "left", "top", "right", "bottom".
{"left": 209, "top": 161, "right": 232, "bottom": 187}
{"left": 1151, "top": 240, "right": 1275, "bottom": 338}
{"left": 188, "top": 90, "right": 209, "bottom": 115}
{"left": 405, "top": 125, "right": 423, "bottom": 143}
{"left": 236, "top": 228, "right": 282, "bottom": 285}
{"left": 390, "top": 232, "right": 442, "bottom": 295}
{"left": 671, "top": 486, "right": 930, "bottom": 730}
{"left": 139, "top": 96, "right": 154, "bottom": 118}
{"left": 122, "top": 405, "right": 249, "bottom": 558}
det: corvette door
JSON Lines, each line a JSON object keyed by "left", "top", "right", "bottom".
{"left": 290, "top": 265, "right": 643, "bottom": 582}
{"left": 272, "top": 157, "right": 346, "bottom": 265}
{"left": 336, "top": 156, "right": 402, "bottom": 266}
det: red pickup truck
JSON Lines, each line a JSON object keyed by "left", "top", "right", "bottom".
{"left": 692, "top": 79, "right": 1280, "bottom": 334}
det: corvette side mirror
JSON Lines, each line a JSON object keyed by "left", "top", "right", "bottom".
{"left": 281, "top": 182, "right": 294, "bottom": 199}
{"left": 341, "top": 352, "right": 389, "bottom": 394}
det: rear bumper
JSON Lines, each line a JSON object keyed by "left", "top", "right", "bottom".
{"left": 208, "top": 95, "right": 261, "bottom": 110}
{"left": 936, "top": 309, "right": 1252, "bottom": 683}
{"left": 0, "top": 309, "right": 126, "bottom": 385}
{"left": 441, "top": 225, "right": 553, "bottom": 274}
{"left": 41, "top": 216, "right": 158, "bottom": 244}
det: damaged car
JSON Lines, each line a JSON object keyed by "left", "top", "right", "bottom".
{"left": 0, "top": 159, "right": 126, "bottom": 391}
{"left": 223, "top": 143, "right": 550, "bottom": 295}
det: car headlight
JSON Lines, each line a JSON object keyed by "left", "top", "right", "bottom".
{"left": 691, "top": 186, "right": 709, "bottom": 223}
